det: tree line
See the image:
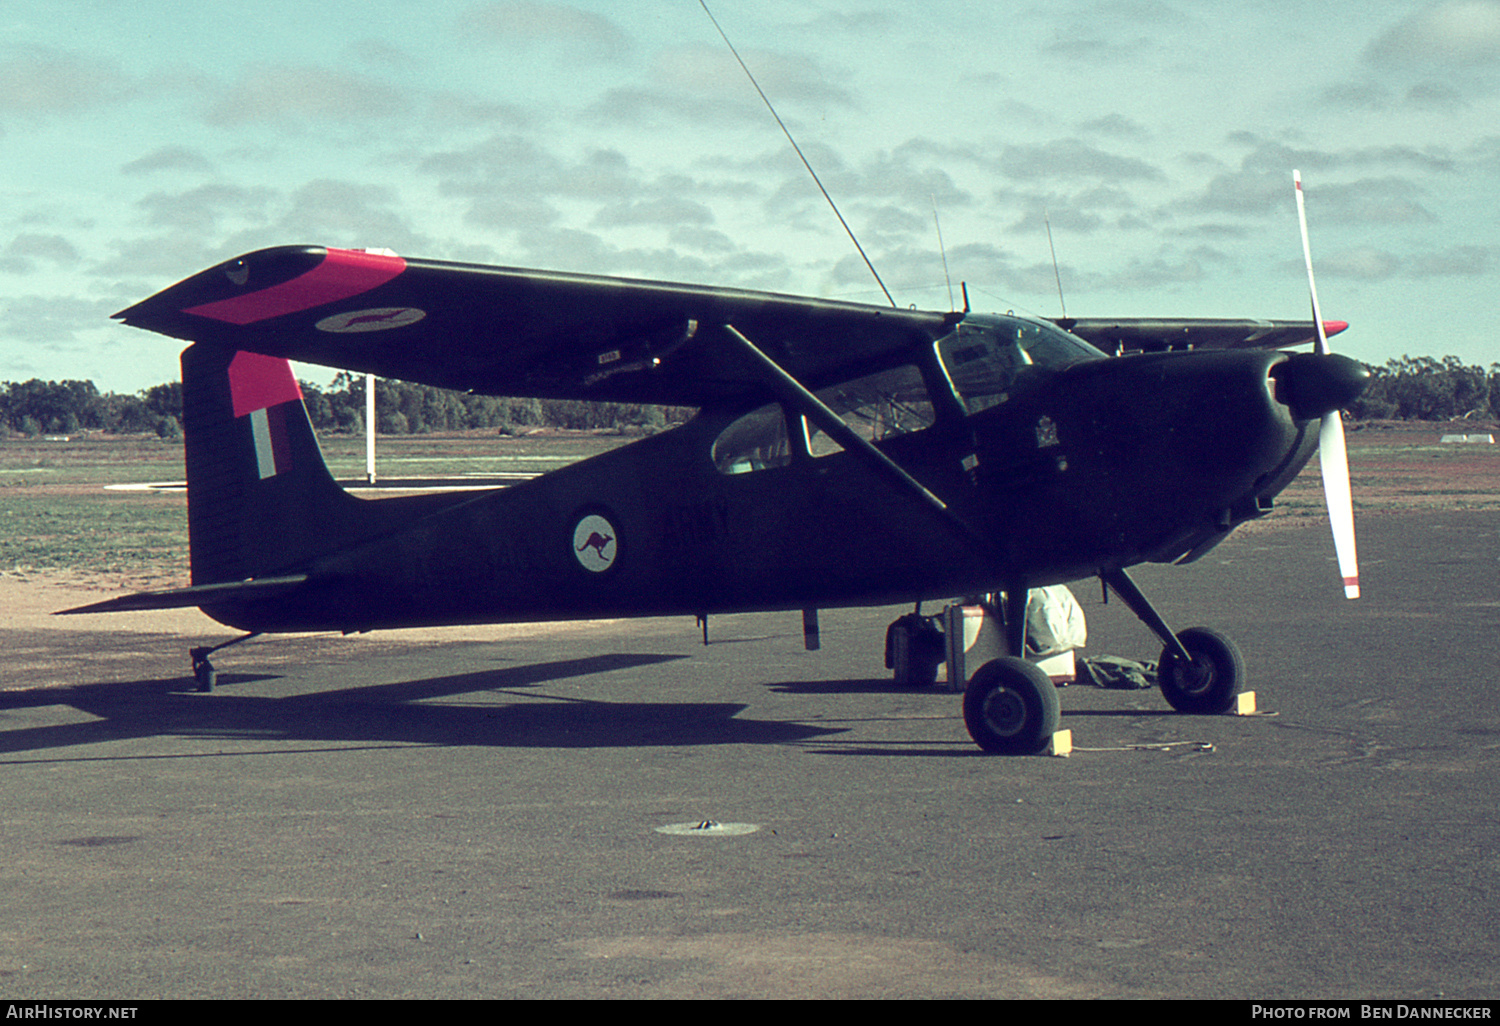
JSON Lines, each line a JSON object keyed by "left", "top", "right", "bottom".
{"left": 0, "top": 372, "right": 692, "bottom": 438}
{"left": 3, "top": 354, "right": 1499, "bottom": 438}
{"left": 1346, "top": 356, "right": 1500, "bottom": 422}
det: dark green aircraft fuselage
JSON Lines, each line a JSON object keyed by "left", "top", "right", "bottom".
{"left": 196, "top": 341, "right": 1340, "bottom": 635}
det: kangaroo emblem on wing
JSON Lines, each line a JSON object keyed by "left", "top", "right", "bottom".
{"left": 577, "top": 531, "right": 614, "bottom": 561}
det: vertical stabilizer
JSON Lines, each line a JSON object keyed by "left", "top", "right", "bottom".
{"left": 181, "top": 344, "right": 360, "bottom": 586}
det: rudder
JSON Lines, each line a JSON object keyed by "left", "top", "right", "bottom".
{"left": 181, "top": 343, "right": 360, "bottom": 586}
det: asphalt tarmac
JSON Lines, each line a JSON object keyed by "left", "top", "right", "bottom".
{"left": 2, "top": 510, "right": 1497, "bottom": 999}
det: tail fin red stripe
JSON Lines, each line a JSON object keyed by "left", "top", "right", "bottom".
{"left": 228, "top": 351, "right": 303, "bottom": 418}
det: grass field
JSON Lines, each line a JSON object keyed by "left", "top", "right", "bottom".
{"left": 3, "top": 420, "right": 1497, "bottom": 589}
{"left": 0, "top": 431, "right": 629, "bottom": 588}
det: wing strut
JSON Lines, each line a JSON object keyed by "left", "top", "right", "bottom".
{"left": 718, "top": 324, "right": 994, "bottom": 557}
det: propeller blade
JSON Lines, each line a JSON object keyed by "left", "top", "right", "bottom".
{"left": 1319, "top": 410, "right": 1360, "bottom": 599}
{"left": 1294, "top": 170, "right": 1330, "bottom": 357}
{"left": 1294, "top": 169, "right": 1360, "bottom": 599}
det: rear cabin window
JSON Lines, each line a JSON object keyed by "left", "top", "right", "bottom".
{"left": 711, "top": 363, "right": 935, "bottom": 474}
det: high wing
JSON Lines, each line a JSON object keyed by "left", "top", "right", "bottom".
{"left": 1055, "top": 317, "right": 1348, "bottom": 354}
{"left": 114, "top": 246, "right": 959, "bottom": 408}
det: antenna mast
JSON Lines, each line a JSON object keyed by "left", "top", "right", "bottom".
{"left": 1044, "top": 208, "right": 1067, "bottom": 319}
{"left": 933, "top": 196, "right": 955, "bottom": 312}
{"left": 699, "top": 0, "right": 895, "bottom": 308}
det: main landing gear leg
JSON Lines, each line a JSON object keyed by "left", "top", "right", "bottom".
{"left": 189, "top": 633, "right": 262, "bottom": 692}
{"left": 1099, "top": 568, "right": 1245, "bottom": 715}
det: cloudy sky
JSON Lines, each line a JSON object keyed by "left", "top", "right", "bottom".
{"left": 2, "top": 0, "right": 1497, "bottom": 393}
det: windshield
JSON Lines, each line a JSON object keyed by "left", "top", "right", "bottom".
{"left": 937, "top": 314, "right": 1105, "bottom": 413}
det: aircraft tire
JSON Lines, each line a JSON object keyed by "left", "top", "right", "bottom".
{"left": 962, "top": 656, "right": 1060, "bottom": 755}
{"left": 1158, "top": 627, "right": 1243, "bottom": 715}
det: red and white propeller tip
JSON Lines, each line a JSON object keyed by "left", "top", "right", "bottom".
{"left": 1294, "top": 169, "right": 1360, "bottom": 600}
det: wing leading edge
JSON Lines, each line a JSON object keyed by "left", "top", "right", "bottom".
{"left": 1058, "top": 317, "right": 1348, "bottom": 354}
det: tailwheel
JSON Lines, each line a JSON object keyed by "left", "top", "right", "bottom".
{"left": 190, "top": 648, "right": 217, "bottom": 692}
{"left": 187, "top": 632, "right": 261, "bottom": 693}
{"left": 1158, "top": 626, "right": 1244, "bottom": 715}
{"left": 962, "top": 656, "right": 1060, "bottom": 755}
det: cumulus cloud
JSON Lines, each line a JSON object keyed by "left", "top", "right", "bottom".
{"left": 1042, "top": 0, "right": 1193, "bottom": 62}
{"left": 668, "top": 225, "right": 736, "bottom": 254}
{"left": 1236, "top": 140, "right": 1456, "bottom": 175}
{"left": 0, "top": 233, "right": 81, "bottom": 275}
{"left": 584, "top": 42, "right": 857, "bottom": 130}
{"left": 0, "top": 294, "right": 118, "bottom": 347}
{"left": 582, "top": 85, "right": 762, "bottom": 129}
{"left": 592, "top": 197, "right": 715, "bottom": 228}
{"left": 459, "top": 1, "right": 633, "bottom": 62}
{"left": 203, "top": 65, "right": 410, "bottom": 127}
{"left": 0, "top": 48, "right": 139, "bottom": 114}
{"left": 1365, "top": 1, "right": 1500, "bottom": 68}
{"left": 1315, "top": 245, "right": 1489, "bottom": 281}
{"left": 1408, "top": 244, "right": 1491, "bottom": 276}
{"left": 421, "top": 135, "right": 656, "bottom": 224}
{"left": 1077, "top": 114, "right": 1151, "bottom": 139}
{"left": 997, "top": 139, "right": 1165, "bottom": 183}
{"left": 121, "top": 146, "right": 217, "bottom": 176}
{"left": 263, "top": 179, "right": 434, "bottom": 253}
{"left": 135, "top": 184, "right": 277, "bottom": 235}
{"left": 1318, "top": 178, "right": 1437, "bottom": 224}
{"left": 1320, "top": 247, "right": 1404, "bottom": 280}
{"left": 1188, "top": 171, "right": 1286, "bottom": 217}
{"left": 651, "top": 43, "right": 855, "bottom": 109}
{"left": 1183, "top": 140, "right": 1448, "bottom": 225}
{"left": 1104, "top": 246, "right": 1227, "bottom": 291}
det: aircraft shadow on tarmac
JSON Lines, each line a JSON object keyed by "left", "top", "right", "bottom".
{"left": 0, "top": 653, "right": 847, "bottom": 757}
{"left": 767, "top": 678, "right": 909, "bottom": 695}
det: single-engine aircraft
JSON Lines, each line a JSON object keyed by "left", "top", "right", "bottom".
{"left": 61, "top": 208, "right": 1368, "bottom": 753}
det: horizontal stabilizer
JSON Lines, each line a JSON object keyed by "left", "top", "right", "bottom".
{"left": 55, "top": 574, "right": 310, "bottom": 616}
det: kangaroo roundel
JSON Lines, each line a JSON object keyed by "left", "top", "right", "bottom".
{"left": 572, "top": 514, "right": 619, "bottom": 573}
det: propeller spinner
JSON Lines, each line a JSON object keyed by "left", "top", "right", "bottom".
{"left": 1294, "top": 169, "right": 1361, "bottom": 599}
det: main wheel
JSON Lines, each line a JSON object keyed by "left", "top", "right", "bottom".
{"left": 1158, "top": 626, "right": 1244, "bottom": 714}
{"left": 962, "top": 657, "right": 1061, "bottom": 754}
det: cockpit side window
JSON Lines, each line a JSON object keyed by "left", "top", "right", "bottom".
{"left": 712, "top": 402, "right": 792, "bottom": 474}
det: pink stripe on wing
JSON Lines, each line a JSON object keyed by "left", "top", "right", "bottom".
{"left": 185, "top": 248, "right": 406, "bottom": 325}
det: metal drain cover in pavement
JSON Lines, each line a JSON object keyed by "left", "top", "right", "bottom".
{"left": 654, "top": 820, "right": 760, "bottom": 837}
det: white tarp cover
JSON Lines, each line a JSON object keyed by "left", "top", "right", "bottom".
{"left": 1025, "top": 585, "right": 1087, "bottom": 656}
